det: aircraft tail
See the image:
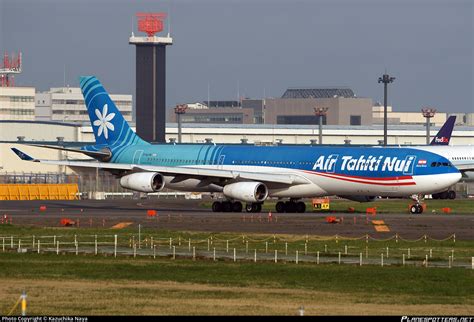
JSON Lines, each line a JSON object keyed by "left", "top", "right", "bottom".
{"left": 79, "top": 76, "right": 149, "bottom": 147}
{"left": 430, "top": 115, "right": 456, "bottom": 145}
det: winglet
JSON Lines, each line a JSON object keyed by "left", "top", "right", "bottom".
{"left": 11, "top": 148, "right": 36, "bottom": 161}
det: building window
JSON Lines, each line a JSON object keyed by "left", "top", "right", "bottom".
{"left": 350, "top": 115, "right": 361, "bottom": 126}
{"left": 276, "top": 115, "right": 325, "bottom": 125}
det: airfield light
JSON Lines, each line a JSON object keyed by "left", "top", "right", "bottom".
{"left": 378, "top": 73, "right": 396, "bottom": 146}
{"left": 314, "top": 107, "right": 329, "bottom": 145}
{"left": 421, "top": 108, "right": 437, "bottom": 145}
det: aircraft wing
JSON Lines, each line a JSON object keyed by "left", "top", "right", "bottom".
{"left": 11, "top": 148, "right": 309, "bottom": 186}
{"left": 456, "top": 164, "right": 474, "bottom": 172}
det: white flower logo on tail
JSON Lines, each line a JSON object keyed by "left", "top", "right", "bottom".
{"left": 93, "top": 104, "right": 115, "bottom": 139}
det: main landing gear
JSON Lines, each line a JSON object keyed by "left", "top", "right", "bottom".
{"left": 432, "top": 190, "right": 456, "bottom": 200}
{"left": 212, "top": 201, "right": 263, "bottom": 213}
{"left": 275, "top": 199, "right": 306, "bottom": 213}
{"left": 245, "top": 203, "right": 262, "bottom": 213}
{"left": 409, "top": 194, "right": 424, "bottom": 214}
{"left": 212, "top": 201, "right": 243, "bottom": 213}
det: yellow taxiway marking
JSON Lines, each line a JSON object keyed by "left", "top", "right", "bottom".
{"left": 372, "top": 220, "right": 390, "bottom": 232}
{"left": 111, "top": 222, "right": 133, "bottom": 229}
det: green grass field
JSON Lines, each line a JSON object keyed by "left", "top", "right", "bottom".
{"left": 0, "top": 251, "right": 473, "bottom": 315}
{"left": 0, "top": 224, "right": 473, "bottom": 315}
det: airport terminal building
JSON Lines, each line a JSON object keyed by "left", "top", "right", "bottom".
{"left": 168, "top": 87, "right": 459, "bottom": 127}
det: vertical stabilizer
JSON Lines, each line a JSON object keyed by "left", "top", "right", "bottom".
{"left": 430, "top": 116, "right": 456, "bottom": 145}
{"left": 79, "top": 76, "right": 148, "bottom": 147}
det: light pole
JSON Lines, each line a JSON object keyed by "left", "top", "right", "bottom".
{"left": 174, "top": 104, "right": 188, "bottom": 143}
{"left": 314, "top": 107, "right": 328, "bottom": 145}
{"left": 56, "top": 137, "right": 65, "bottom": 181}
{"left": 378, "top": 73, "right": 395, "bottom": 146}
{"left": 421, "top": 108, "right": 437, "bottom": 145}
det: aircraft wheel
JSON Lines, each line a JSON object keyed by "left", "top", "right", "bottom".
{"left": 212, "top": 201, "right": 222, "bottom": 212}
{"left": 448, "top": 190, "right": 456, "bottom": 200}
{"left": 296, "top": 201, "right": 306, "bottom": 213}
{"left": 232, "top": 201, "right": 243, "bottom": 213}
{"left": 252, "top": 203, "right": 262, "bottom": 213}
{"left": 416, "top": 204, "right": 424, "bottom": 214}
{"left": 276, "top": 201, "right": 286, "bottom": 213}
{"left": 285, "top": 201, "right": 296, "bottom": 213}
{"left": 440, "top": 191, "right": 449, "bottom": 199}
{"left": 222, "top": 201, "right": 232, "bottom": 212}
{"left": 410, "top": 204, "right": 418, "bottom": 214}
{"left": 245, "top": 204, "right": 253, "bottom": 213}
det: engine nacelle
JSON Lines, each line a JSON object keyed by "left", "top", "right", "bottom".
{"left": 119, "top": 172, "right": 165, "bottom": 193}
{"left": 223, "top": 182, "right": 268, "bottom": 203}
{"left": 339, "top": 195, "right": 376, "bottom": 202}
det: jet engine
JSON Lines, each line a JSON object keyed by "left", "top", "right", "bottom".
{"left": 223, "top": 182, "right": 268, "bottom": 203}
{"left": 119, "top": 172, "right": 165, "bottom": 193}
{"left": 339, "top": 195, "right": 376, "bottom": 202}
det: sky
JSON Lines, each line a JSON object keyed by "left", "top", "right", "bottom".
{"left": 1, "top": 0, "right": 473, "bottom": 115}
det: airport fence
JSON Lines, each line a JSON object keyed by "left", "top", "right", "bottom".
{"left": 1, "top": 232, "right": 472, "bottom": 269}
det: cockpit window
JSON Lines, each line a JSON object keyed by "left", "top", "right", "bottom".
{"left": 431, "top": 161, "right": 452, "bottom": 167}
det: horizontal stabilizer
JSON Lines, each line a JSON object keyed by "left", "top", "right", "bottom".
{"left": 24, "top": 144, "right": 111, "bottom": 159}
{"left": 11, "top": 148, "right": 36, "bottom": 161}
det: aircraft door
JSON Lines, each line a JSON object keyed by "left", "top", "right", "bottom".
{"left": 218, "top": 155, "right": 226, "bottom": 169}
{"left": 132, "top": 150, "right": 144, "bottom": 164}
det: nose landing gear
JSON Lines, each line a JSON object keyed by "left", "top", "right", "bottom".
{"left": 409, "top": 194, "right": 424, "bottom": 214}
{"left": 409, "top": 203, "right": 424, "bottom": 214}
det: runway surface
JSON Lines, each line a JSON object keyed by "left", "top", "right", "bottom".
{"left": 1, "top": 199, "right": 473, "bottom": 240}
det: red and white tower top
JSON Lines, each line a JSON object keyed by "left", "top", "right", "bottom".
{"left": 129, "top": 12, "right": 173, "bottom": 45}
{"left": 0, "top": 51, "right": 22, "bottom": 87}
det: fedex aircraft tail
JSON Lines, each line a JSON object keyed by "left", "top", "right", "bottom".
{"left": 430, "top": 115, "right": 456, "bottom": 145}
{"left": 79, "top": 76, "right": 149, "bottom": 147}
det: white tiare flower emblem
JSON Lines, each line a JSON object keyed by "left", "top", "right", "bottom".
{"left": 93, "top": 104, "right": 115, "bottom": 139}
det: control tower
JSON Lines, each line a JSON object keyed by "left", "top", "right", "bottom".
{"left": 129, "top": 13, "right": 173, "bottom": 143}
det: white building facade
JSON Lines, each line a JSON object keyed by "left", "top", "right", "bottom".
{"left": 0, "top": 87, "right": 35, "bottom": 120}
{"left": 35, "top": 87, "right": 132, "bottom": 123}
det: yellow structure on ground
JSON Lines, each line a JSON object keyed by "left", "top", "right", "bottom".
{"left": 312, "top": 198, "right": 330, "bottom": 210}
{"left": 0, "top": 184, "right": 79, "bottom": 200}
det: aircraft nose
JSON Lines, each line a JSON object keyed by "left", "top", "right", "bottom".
{"left": 450, "top": 172, "right": 462, "bottom": 185}
{"left": 443, "top": 172, "right": 462, "bottom": 187}
{"left": 432, "top": 172, "right": 462, "bottom": 192}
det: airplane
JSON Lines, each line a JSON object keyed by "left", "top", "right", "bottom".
{"left": 11, "top": 76, "right": 462, "bottom": 214}
{"left": 407, "top": 115, "right": 474, "bottom": 199}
